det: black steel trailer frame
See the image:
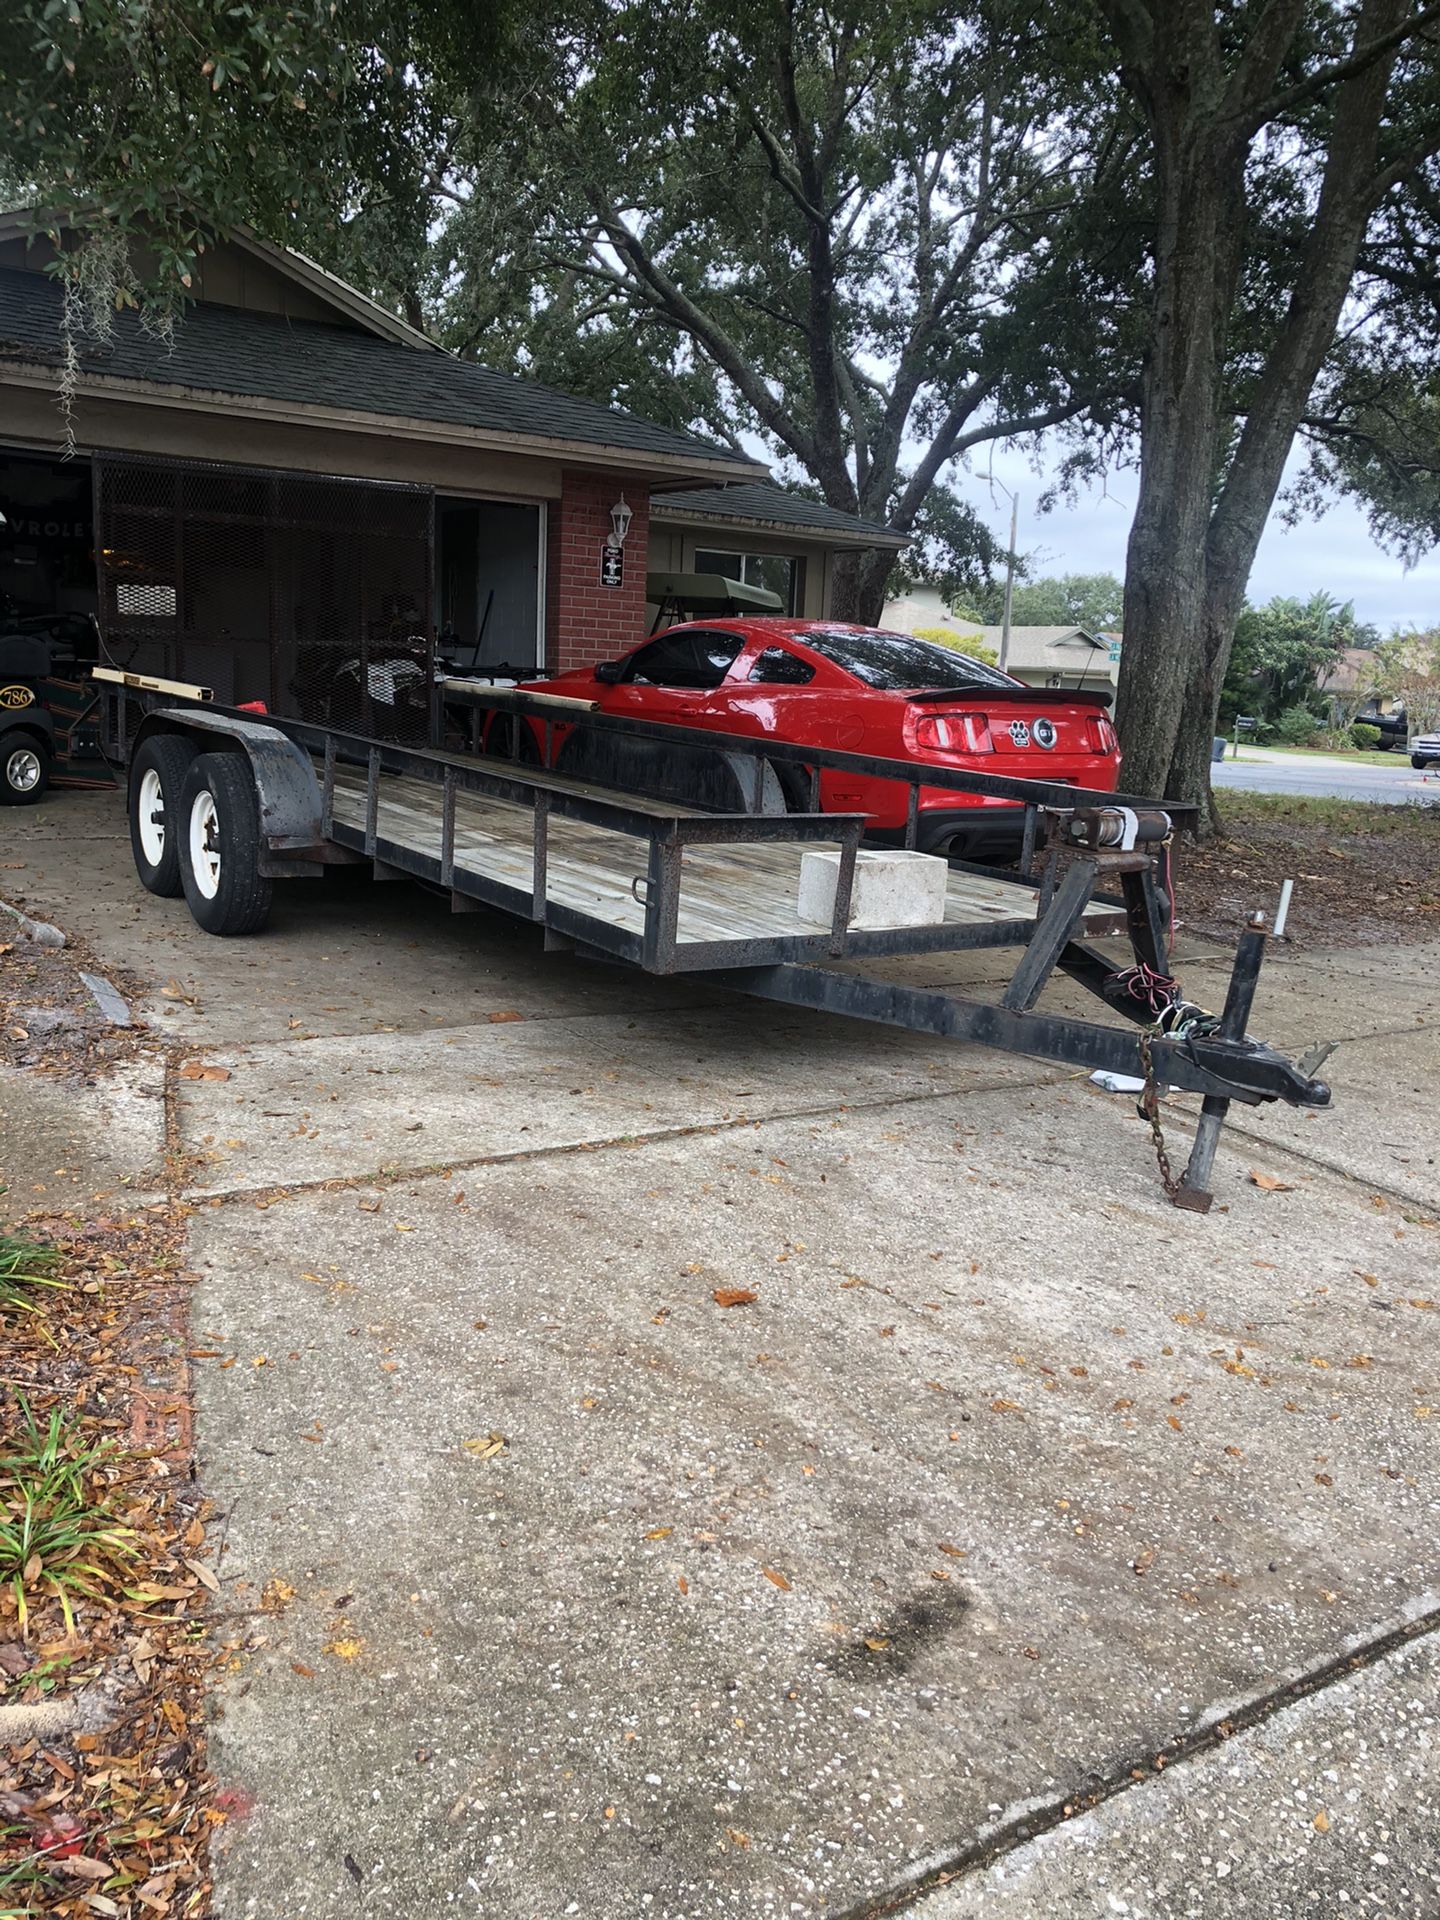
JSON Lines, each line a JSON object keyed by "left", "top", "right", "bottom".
{"left": 96, "top": 670, "right": 1331, "bottom": 1209}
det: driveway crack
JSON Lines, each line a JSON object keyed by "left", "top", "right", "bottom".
{"left": 840, "top": 1593, "right": 1440, "bottom": 1918}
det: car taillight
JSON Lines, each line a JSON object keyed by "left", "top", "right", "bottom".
{"left": 907, "top": 709, "right": 994, "bottom": 754}
{"left": 1085, "top": 714, "right": 1118, "bottom": 753}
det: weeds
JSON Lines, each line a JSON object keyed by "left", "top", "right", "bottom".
{"left": 0, "top": 1233, "right": 67, "bottom": 1321}
{"left": 0, "top": 1400, "right": 138, "bottom": 1635}
{"left": 0, "top": 1836, "right": 55, "bottom": 1917}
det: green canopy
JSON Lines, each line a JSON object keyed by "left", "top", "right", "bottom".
{"left": 645, "top": 571, "right": 785, "bottom": 616}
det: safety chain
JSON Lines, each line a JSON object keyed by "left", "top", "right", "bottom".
{"left": 1137, "top": 1027, "right": 1180, "bottom": 1199}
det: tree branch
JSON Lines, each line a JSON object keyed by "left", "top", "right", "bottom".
{"left": 1232, "top": 0, "right": 1440, "bottom": 133}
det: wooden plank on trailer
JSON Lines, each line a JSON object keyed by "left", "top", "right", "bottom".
{"left": 328, "top": 766, "right": 1122, "bottom": 952}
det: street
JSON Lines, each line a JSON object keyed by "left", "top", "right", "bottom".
{"left": 1214, "top": 745, "right": 1440, "bottom": 804}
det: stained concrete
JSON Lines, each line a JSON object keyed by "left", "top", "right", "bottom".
{"left": 0, "top": 1057, "right": 166, "bottom": 1221}
{"left": 186, "top": 1094, "right": 1440, "bottom": 1917}
{"left": 4, "top": 792, "right": 1439, "bottom": 1916}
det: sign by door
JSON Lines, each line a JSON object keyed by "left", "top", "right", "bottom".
{"left": 600, "top": 542, "right": 624, "bottom": 589}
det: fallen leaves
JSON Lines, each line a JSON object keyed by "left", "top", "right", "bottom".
{"left": 713, "top": 1288, "right": 757, "bottom": 1308}
{"left": 462, "top": 1431, "right": 507, "bottom": 1460}
{"left": 183, "top": 1556, "right": 220, "bottom": 1593}
{"left": 1248, "top": 1169, "right": 1294, "bottom": 1192}
{"left": 261, "top": 1576, "right": 297, "bottom": 1614}
{"left": 761, "top": 1566, "right": 792, "bottom": 1591}
{"left": 1313, "top": 1808, "right": 1330, "bottom": 1833}
{"left": 323, "top": 1636, "right": 364, "bottom": 1661}
{"left": 177, "top": 1060, "right": 230, "bottom": 1082}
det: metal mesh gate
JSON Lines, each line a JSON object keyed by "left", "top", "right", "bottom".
{"left": 93, "top": 456, "right": 434, "bottom": 743}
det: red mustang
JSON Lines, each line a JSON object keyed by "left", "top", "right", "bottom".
{"left": 518, "top": 620, "right": 1120, "bottom": 859}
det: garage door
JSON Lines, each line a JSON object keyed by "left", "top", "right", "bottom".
{"left": 93, "top": 455, "right": 434, "bottom": 742}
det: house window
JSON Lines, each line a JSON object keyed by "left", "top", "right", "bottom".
{"left": 694, "top": 548, "right": 804, "bottom": 614}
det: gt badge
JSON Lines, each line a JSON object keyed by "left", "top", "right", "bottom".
{"left": 1008, "top": 718, "right": 1031, "bottom": 748}
{"left": 0, "top": 684, "right": 35, "bottom": 711}
{"left": 1032, "top": 717, "right": 1057, "bottom": 750}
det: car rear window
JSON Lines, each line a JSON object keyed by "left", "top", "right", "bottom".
{"left": 795, "top": 627, "right": 1018, "bottom": 692}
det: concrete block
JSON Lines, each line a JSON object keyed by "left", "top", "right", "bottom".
{"left": 797, "top": 847, "right": 949, "bottom": 930}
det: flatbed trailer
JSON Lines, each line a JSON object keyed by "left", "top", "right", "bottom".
{"left": 95, "top": 667, "right": 1331, "bottom": 1209}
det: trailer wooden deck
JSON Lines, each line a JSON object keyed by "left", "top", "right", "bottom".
{"left": 327, "top": 765, "right": 1127, "bottom": 953}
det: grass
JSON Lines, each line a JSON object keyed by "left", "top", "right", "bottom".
{"left": 0, "top": 1232, "right": 68, "bottom": 1321}
{"left": 1216, "top": 789, "right": 1439, "bottom": 835}
{"left": 0, "top": 1399, "right": 139, "bottom": 1635}
{"left": 0, "top": 1841, "right": 56, "bottom": 1917}
{"left": 1256, "top": 743, "right": 1410, "bottom": 768}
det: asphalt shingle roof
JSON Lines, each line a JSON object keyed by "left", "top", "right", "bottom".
{"left": 651, "top": 482, "right": 904, "bottom": 545}
{"left": 0, "top": 266, "right": 759, "bottom": 475}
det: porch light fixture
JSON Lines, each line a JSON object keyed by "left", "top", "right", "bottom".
{"left": 609, "top": 494, "right": 633, "bottom": 547}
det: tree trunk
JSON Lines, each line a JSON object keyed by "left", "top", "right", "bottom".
{"left": 1114, "top": 128, "right": 1230, "bottom": 803}
{"left": 1112, "top": 0, "right": 1412, "bottom": 831}
{"left": 830, "top": 547, "right": 899, "bottom": 625}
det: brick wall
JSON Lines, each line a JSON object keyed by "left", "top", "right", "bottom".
{"left": 545, "top": 468, "right": 651, "bottom": 673}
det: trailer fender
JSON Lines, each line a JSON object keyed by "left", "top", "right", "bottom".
{"left": 133, "top": 709, "right": 327, "bottom": 872}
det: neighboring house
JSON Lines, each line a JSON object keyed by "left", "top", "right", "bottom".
{"left": 883, "top": 591, "right": 1119, "bottom": 692}
{"left": 1319, "top": 647, "right": 1394, "bottom": 712}
{"left": 0, "top": 211, "right": 899, "bottom": 722}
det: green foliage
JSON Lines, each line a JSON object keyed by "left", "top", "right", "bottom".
{"left": 0, "top": 2, "right": 519, "bottom": 294}
{"left": 0, "top": 1398, "right": 138, "bottom": 1635}
{"left": 1350, "top": 722, "right": 1382, "bottom": 751}
{"left": 912, "top": 627, "right": 998, "bottom": 666}
{"left": 959, "top": 571, "right": 1124, "bottom": 631}
{"left": 0, "top": 1231, "right": 67, "bottom": 1321}
{"left": 887, "top": 486, "right": 1004, "bottom": 607}
{"left": 1371, "top": 629, "right": 1440, "bottom": 733}
{"left": 1274, "top": 705, "right": 1322, "bottom": 747}
{"left": 1219, "top": 593, "right": 1375, "bottom": 728}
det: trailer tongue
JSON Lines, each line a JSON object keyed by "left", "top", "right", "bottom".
{"left": 97, "top": 668, "right": 1330, "bottom": 1210}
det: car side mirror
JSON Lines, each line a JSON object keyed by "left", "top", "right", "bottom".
{"left": 593, "top": 660, "right": 624, "bottom": 683}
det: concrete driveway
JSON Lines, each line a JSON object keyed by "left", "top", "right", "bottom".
{"left": 3, "top": 790, "right": 1438, "bottom": 1918}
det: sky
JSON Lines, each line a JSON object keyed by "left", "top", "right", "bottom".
{"left": 968, "top": 444, "right": 1438, "bottom": 635}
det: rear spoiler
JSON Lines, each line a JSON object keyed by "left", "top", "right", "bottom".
{"left": 907, "top": 685, "right": 1113, "bottom": 710}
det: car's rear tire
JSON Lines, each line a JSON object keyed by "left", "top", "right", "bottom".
{"left": 178, "top": 752, "right": 273, "bottom": 936}
{"left": 0, "top": 730, "right": 50, "bottom": 805}
{"left": 487, "top": 714, "right": 542, "bottom": 764}
{"left": 1412, "top": 753, "right": 1436, "bottom": 770}
{"left": 128, "top": 733, "right": 195, "bottom": 897}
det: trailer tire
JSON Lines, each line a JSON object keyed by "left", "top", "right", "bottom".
{"left": 178, "top": 752, "right": 273, "bottom": 936}
{"left": 0, "top": 729, "right": 50, "bottom": 805}
{"left": 128, "top": 734, "right": 195, "bottom": 896}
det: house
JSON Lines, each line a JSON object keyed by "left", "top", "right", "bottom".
{"left": 0, "top": 212, "right": 901, "bottom": 727}
{"left": 883, "top": 590, "right": 1119, "bottom": 692}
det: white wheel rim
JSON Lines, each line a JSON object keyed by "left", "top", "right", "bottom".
{"left": 188, "top": 788, "right": 222, "bottom": 899}
{"left": 6, "top": 747, "right": 41, "bottom": 793}
{"left": 137, "top": 767, "right": 166, "bottom": 865}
